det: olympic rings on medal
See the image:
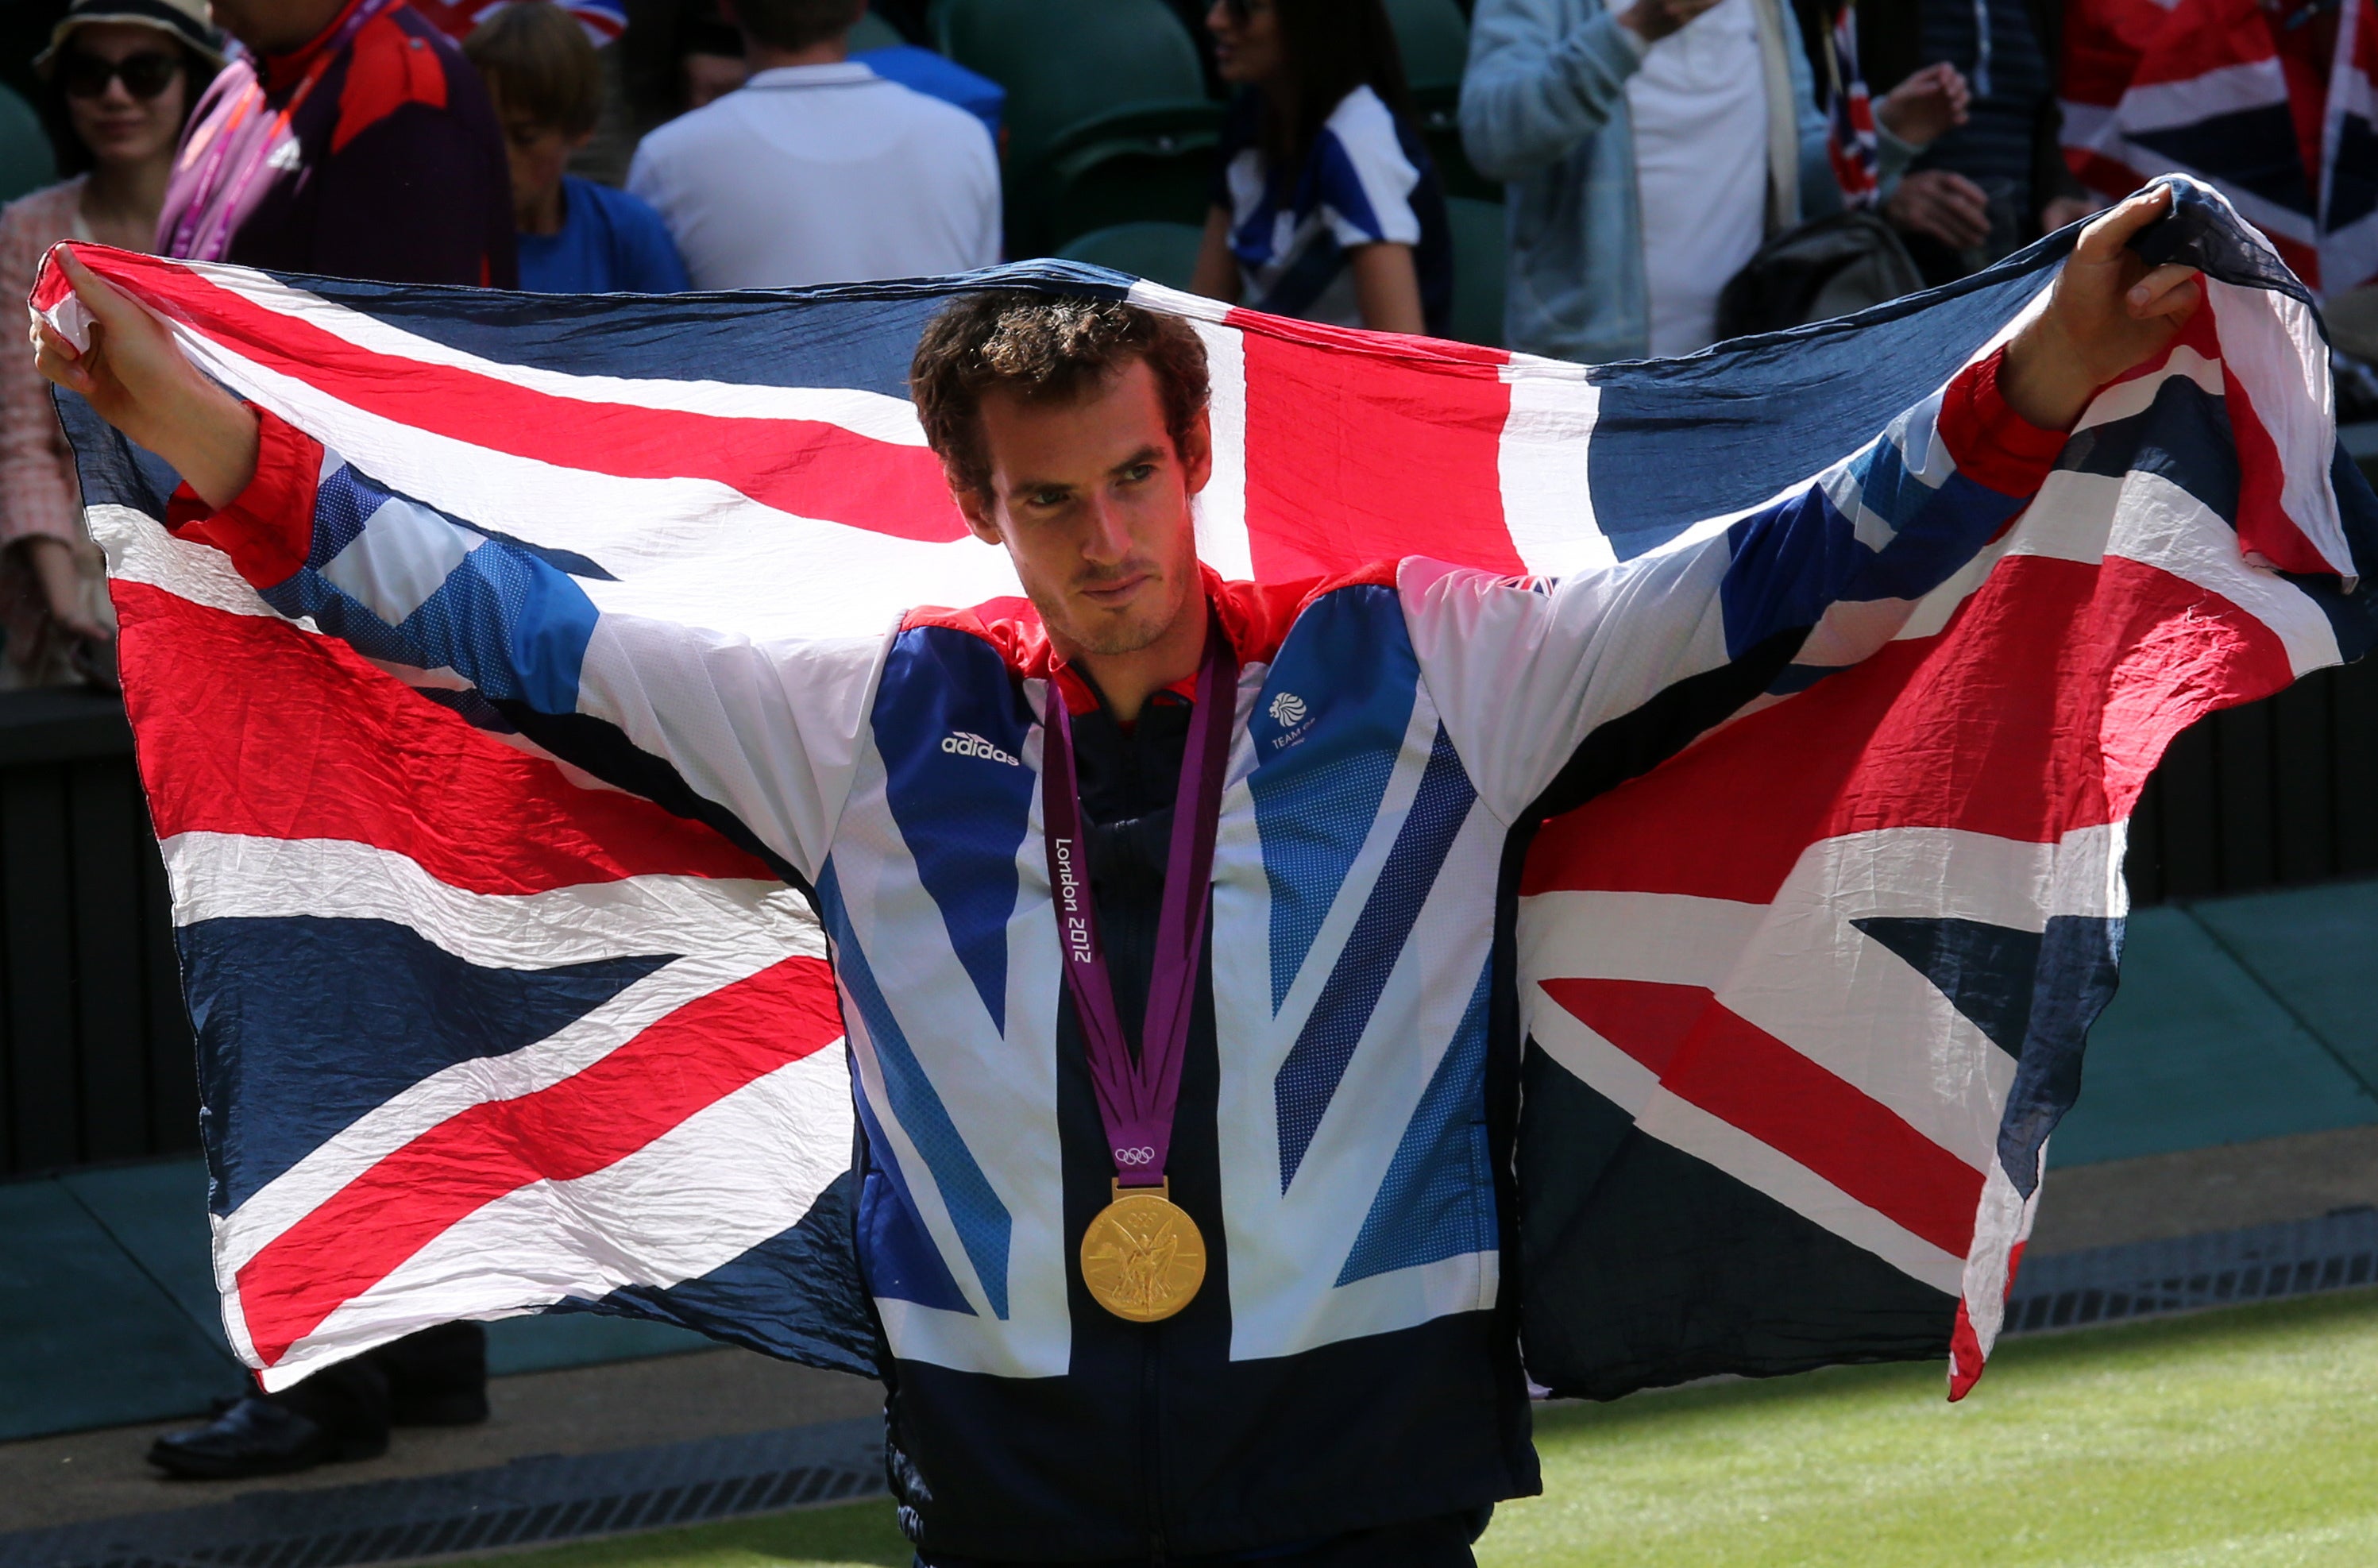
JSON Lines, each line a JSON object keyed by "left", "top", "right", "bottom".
{"left": 1114, "top": 1145, "right": 1157, "bottom": 1166}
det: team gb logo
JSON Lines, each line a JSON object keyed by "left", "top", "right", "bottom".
{"left": 1268, "top": 692, "right": 1308, "bottom": 727}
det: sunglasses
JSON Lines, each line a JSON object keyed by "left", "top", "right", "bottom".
{"left": 58, "top": 50, "right": 183, "bottom": 101}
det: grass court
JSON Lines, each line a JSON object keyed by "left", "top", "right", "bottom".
{"left": 456, "top": 1287, "right": 2378, "bottom": 1568}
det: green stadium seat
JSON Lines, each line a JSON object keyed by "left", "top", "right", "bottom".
{"left": 1388, "top": 0, "right": 1468, "bottom": 97}
{"left": 1041, "top": 106, "right": 1222, "bottom": 253}
{"left": 934, "top": 0, "right": 1221, "bottom": 253}
{"left": 0, "top": 83, "right": 56, "bottom": 207}
{"left": 1443, "top": 195, "right": 1505, "bottom": 348}
{"left": 1054, "top": 221, "right": 1206, "bottom": 291}
{"left": 1385, "top": 0, "right": 1498, "bottom": 203}
{"left": 847, "top": 8, "right": 905, "bottom": 52}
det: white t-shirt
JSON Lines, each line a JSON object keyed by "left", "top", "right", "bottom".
{"left": 1624, "top": 0, "right": 1769, "bottom": 357}
{"left": 627, "top": 63, "right": 1001, "bottom": 289}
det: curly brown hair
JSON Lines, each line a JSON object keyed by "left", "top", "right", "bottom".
{"left": 909, "top": 292, "right": 1210, "bottom": 500}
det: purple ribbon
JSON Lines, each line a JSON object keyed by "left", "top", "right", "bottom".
{"left": 1040, "top": 635, "right": 1237, "bottom": 1189}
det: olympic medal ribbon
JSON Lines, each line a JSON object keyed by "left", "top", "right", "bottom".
{"left": 1039, "top": 628, "right": 1237, "bottom": 1190}
{"left": 1041, "top": 628, "right": 1235, "bottom": 1323}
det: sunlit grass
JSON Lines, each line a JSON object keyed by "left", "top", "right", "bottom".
{"left": 458, "top": 1288, "right": 2378, "bottom": 1568}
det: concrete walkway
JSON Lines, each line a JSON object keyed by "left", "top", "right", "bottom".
{"left": 0, "top": 1347, "right": 881, "bottom": 1534}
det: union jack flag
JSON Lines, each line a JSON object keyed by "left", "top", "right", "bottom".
{"left": 2062, "top": 0, "right": 2378, "bottom": 295}
{"left": 31, "top": 178, "right": 2375, "bottom": 1400}
{"left": 409, "top": 0, "right": 627, "bottom": 45}
{"left": 1823, "top": 3, "right": 1883, "bottom": 210}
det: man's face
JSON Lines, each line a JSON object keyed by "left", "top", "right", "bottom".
{"left": 207, "top": 0, "right": 349, "bottom": 55}
{"left": 956, "top": 358, "right": 1212, "bottom": 660}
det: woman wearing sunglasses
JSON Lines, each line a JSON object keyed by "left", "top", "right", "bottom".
{"left": 0, "top": 0, "right": 220, "bottom": 688}
{"left": 1191, "top": 0, "right": 1453, "bottom": 337}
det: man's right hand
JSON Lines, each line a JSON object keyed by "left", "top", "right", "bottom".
{"left": 30, "top": 248, "right": 260, "bottom": 510}
{"left": 1884, "top": 169, "right": 1992, "bottom": 252}
{"left": 1617, "top": 0, "right": 1726, "bottom": 44}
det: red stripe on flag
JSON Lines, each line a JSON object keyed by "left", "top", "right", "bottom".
{"left": 1948, "top": 1298, "right": 1986, "bottom": 1398}
{"left": 1542, "top": 977, "right": 1982, "bottom": 1260}
{"left": 1522, "top": 554, "right": 2297, "bottom": 903}
{"left": 55, "top": 245, "right": 968, "bottom": 545}
{"left": 117, "top": 582, "right": 774, "bottom": 892}
{"left": 1232, "top": 309, "right": 1524, "bottom": 579}
{"left": 237, "top": 951, "right": 843, "bottom": 1365}
{"left": 2122, "top": 3, "right": 2283, "bottom": 87}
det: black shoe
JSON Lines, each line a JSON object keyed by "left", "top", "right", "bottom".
{"left": 146, "top": 1396, "right": 388, "bottom": 1479}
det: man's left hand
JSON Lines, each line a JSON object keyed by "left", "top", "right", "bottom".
{"left": 2000, "top": 184, "right": 2202, "bottom": 431}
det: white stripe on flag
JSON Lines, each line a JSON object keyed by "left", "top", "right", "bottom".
{"left": 2114, "top": 59, "right": 2291, "bottom": 135}
{"left": 1189, "top": 315, "right": 1254, "bottom": 580}
{"left": 2206, "top": 276, "right": 2355, "bottom": 580}
{"left": 1498, "top": 355, "right": 1616, "bottom": 577}
{"left": 162, "top": 830, "right": 820, "bottom": 968}
{"left": 155, "top": 326, "right": 1022, "bottom": 639}
{"left": 89, "top": 504, "right": 284, "bottom": 620}
{"left": 256, "top": 1045, "right": 854, "bottom": 1388}
{"left": 1520, "top": 824, "right": 2128, "bottom": 1172}
{"left": 180, "top": 261, "right": 933, "bottom": 442}
{"left": 1957, "top": 1147, "right": 2041, "bottom": 1377}
{"left": 214, "top": 944, "right": 811, "bottom": 1273}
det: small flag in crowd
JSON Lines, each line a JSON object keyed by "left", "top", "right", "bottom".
{"left": 411, "top": 0, "right": 626, "bottom": 45}
{"left": 2063, "top": 0, "right": 2378, "bottom": 294}
{"left": 33, "top": 179, "right": 2375, "bottom": 1400}
{"left": 1823, "top": 2, "right": 1882, "bottom": 210}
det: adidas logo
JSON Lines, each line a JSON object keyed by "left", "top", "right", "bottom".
{"left": 941, "top": 730, "right": 1020, "bottom": 766}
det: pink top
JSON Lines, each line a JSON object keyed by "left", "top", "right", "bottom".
{"left": 0, "top": 178, "right": 91, "bottom": 552}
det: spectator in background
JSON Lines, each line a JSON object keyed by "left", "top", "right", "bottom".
{"left": 1855, "top": 0, "right": 2095, "bottom": 281}
{"left": 156, "top": 0, "right": 515, "bottom": 287}
{"left": 465, "top": 1, "right": 689, "bottom": 292}
{"left": 1190, "top": 0, "right": 1453, "bottom": 337}
{"left": 625, "top": 0, "right": 747, "bottom": 124}
{"left": 627, "top": 0, "right": 997, "bottom": 288}
{"left": 0, "top": 0, "right": 221, "bottom": 688}
{"left": 1464, "top": 0, "right": 1964, "bottom": 360}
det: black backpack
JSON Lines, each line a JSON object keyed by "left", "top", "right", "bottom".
{"left": 1715, "top": 207, "right": 1927, "bottom": 341}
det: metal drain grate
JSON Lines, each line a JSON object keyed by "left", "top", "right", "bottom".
{"left": 2002, "top": 1207, "right": 2378, "bottom": 1335}
{"left": 0, "top": 1419, "right": 885, "bottom": 1568}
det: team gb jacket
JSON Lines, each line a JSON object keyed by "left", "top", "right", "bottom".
{"left": 172, "top": 347, "right": 2065, "bottom": 1558}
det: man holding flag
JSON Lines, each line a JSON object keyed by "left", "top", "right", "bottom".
{"left": 26, "top": 187, "right": 2216, "bottom": 1563}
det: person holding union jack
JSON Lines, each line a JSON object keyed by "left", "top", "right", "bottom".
{"left": 34, "top": 187, "right": 2203, "bottom": 1563}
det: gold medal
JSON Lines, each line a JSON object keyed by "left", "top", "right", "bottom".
{"left": 1080, "top": 1179, "right": 1206, "bottom": 1322}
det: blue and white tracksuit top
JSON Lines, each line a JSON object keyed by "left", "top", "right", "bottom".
{"left": 185, "top": 349, "right": 2064, "bottom": 1558}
